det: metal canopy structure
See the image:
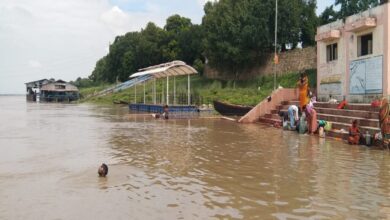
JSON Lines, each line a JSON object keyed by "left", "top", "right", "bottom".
{"left": 129, "top": 61, "right": 198, "bottom": 79}
{"left": 129, "top": 61, "right": 198, "bottom": 106}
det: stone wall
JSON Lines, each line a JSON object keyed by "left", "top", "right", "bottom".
{"left": 204, "top": 47, "right": 317, "bottom": 80}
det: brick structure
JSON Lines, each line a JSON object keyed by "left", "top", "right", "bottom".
{"left": 204, "top": 47, "right": 317, "bottom": 80}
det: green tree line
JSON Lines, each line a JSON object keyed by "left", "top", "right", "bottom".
{"left": 76, "top": 0, "right": 387, "bottom": 87}
{"left": 320, "top": 0, "right": 387, "bottom": 24}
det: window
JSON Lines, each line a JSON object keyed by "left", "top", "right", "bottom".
{"left": 358, "top": 33, "right": 373, "bottom": 57}
{"left": 326, "top": 43, "right": 338, "bottom": 62}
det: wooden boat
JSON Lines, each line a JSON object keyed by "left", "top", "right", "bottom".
{"left": 113, "top": 100, "right": 129, "bottom": 105}
{"left": 213, "top": 100, "right": 253, "bottom": 116}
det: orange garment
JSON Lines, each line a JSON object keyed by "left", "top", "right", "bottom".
{"left": 307, "top": 108, "right": 318, "bottom": 134}
{"left": 379, "top": 98, "right": 390, "bottom": 138}
{"left": 348, "top": 126, "right": 360, "bottom": 145}
{"left": 299, "top": 76, "right": 309, "bottom": 109}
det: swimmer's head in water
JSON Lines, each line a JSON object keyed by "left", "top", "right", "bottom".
{"left": 98, "top": 163, "right": 108, "bottom": 177}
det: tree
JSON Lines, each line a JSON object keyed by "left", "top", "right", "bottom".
{"left": 203, "top": 0, "right": 274, "bottom": 80}
{"left": 177, "top": 24, "right": 204, "bottom": 65}
{"left": 87, "top": 0, "right": 321, "bottom": 84}
{"left": 90, "top": 57, "right": 108, "bottom": 82}
{"left": 164, "top": 14, "right": 192, "bottom": 34}
{"left": 275, "top": 0, "right": 302, "bottom": 50}
{"left": 335, "top": 0, "right": 381, "bottom": 19}
{"left": 88, "top": 17, "right": 204, "bottom": 83}
{"left": 319, "top": 5, "right": 338, "bottom": 25}
{"left": 300, "top": 0, "right": 319, "bottom": 47}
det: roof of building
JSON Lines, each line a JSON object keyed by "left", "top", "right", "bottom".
{"left": 25, "top": 79, "right": 49, "bottom": 84}
{"left": 41, "top": 82, "right": 79, "bottom": 92}
{"left": 129, "top": 60, "right": 198, "bottom": 79}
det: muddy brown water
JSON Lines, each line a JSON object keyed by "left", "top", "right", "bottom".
{"left": 1, "top": 96, "right": 390, "bottom": 220}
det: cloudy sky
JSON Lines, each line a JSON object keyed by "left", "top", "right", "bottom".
{"left": 0, "top": 0, "right": 334, "bottom": 94}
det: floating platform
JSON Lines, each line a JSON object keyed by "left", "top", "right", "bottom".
{"left": 129, "top": 104, "right": 199, "bottom": 113}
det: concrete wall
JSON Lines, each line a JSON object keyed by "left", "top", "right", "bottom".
{"left": 316, "top": 4, "right": 389, "bottom": 102}
{"left": 204, "top": 47, "right": 317, "bottom": 80}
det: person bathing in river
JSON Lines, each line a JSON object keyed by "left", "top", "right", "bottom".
{"left": 162, "top": 105, "right": 169, "bottom": 119}
{"left": 98, "top": 163, "right": 108, "bottom": 177}
{"left": 297, "top": 72, "right": 309, "bottom": 110}
{"left": 348, "top": 120, "right": 361, "bottom": 145}
{"left": 287, "top": 105, "right": 299, "bottom": 130}
{"left": 303, "top": 105, "right": 317, "bottom": 134}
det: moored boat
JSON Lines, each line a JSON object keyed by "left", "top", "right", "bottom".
{"left": 213, "top": 100, "right": 253, "bottom": 116}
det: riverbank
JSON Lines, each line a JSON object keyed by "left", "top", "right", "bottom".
{"left": 79, "top": 70, "right": 316, "bottom": 106}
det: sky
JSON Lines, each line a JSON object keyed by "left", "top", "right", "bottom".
{"left": 0, "top": 0, "right": 334, "bottom": 94}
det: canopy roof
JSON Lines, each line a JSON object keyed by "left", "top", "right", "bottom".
{"left": 129, "top": 61, "right": 198, "bottom": 79}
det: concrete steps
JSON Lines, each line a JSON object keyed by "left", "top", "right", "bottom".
{"left": 315, "top": 102, "right": 379, "bottom": 112}
{"left": 317, "top": 113, "right": 379, "bottom": 128}
{"left": 316, "top": 107, "right": 378, "bottom": 119}
{"left": 259, "top": 100, "right": 381, "bottom": 142}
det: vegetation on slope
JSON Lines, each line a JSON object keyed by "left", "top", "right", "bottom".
{"left": 80, "top": 69, "right": 316, "bottom": 106}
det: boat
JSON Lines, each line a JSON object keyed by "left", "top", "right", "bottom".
{"left": 113, "top": 100, "right": 129, "bottom": 105}
{"left": 213, "top": 100, "right": 253, "bottom": 116}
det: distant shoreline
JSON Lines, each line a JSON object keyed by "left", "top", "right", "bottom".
{"left": 0, "top": 94, "right": 24, "bottom": 96}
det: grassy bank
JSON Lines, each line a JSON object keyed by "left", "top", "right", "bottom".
{"left": 79, "top": 70, "right": 316, "bottom": 106}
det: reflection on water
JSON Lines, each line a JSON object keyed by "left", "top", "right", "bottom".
{"left": 0, "top": 96, "right": 390, "bottom": 219}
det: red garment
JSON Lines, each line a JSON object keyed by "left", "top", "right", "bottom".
{"left": 371, "top": 100, "right": 381, "bottom": 107}
{"left": 307, "top": 109, "right": 318, "bottom": 134}
{"left": 337, "top": 100, "right": 348, "bottom": 109}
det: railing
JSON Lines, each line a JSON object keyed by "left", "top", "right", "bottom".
{"left": 96, "top": 75, "right": 153, "bottom": 97}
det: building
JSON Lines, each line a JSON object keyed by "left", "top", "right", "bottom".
{"left": 25, "top": 79, "right": 79, "bottom": 102}
{"left": 315, "top": 3, "right": 390, "bottom": 102}
{"left": 25, "top": 79, "right": 52, "bottom": 101}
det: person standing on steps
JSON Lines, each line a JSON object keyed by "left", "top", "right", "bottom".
{"left": 297, "top": 72, "right": 309, "bottom": 111}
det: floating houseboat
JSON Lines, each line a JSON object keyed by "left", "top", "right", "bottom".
{"left": 25, "top": 79, "right": 79, "bottom": 102}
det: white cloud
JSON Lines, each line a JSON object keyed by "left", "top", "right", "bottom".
{"left": 197, "top": 0, "right": 216, "bottom": 7}
{"left": 0, "top": 0, "right": 207, "bottom": 94}
{"left": 28, "top": 60, "right": 42, "bottom": 68}
{"left": 101, "top": 6, "right": 131, "bottom": 35}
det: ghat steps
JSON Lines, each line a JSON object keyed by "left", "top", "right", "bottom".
{"left": 259, "top": 101, "right": 380, "bottom": 140}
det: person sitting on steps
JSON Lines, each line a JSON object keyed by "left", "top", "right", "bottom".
{"left": 348, "top": 120, "right": 361, "bottom": 145}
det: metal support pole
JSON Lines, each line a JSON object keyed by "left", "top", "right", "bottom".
{"left": 166, "top": 76, "right": 169, "bottom": 105}
{"left": 153, "top": 78, "right": 156, "bottom": 104}
{"left": 187, "top": 74, "right": 191, "bottom": 105}
{"left": 274, "top": 0, "right": 278, "bottom": 91}
{"left": 162, "top": 80, "right": 164, "bottom": 104}
{"left": 174, "top": 76, "right": 176, "bottom": 105}
{"left": 143, "top": 81, "right": 146, "bottom": 104}
{"left": 134, "top": 84, "right": 137, "bottom": 103}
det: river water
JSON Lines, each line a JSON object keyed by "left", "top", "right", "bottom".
{"left": 1, "top": 96, "right": 390, "bottom": 220}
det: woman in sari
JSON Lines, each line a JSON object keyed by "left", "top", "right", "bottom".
{"left": 297, "top": 73, "right": 309, "bottom": 110}
{"left": 303, "top": 105, "right": 318, "bottom": 134}
{"left": 379, "top": 98, "right": 390, "bottom": 145}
